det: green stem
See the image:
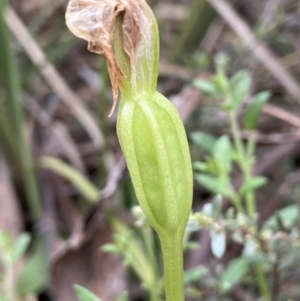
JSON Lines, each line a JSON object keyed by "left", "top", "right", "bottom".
{"left": 246, "top": 131, "right": 256, "bottom": 159}
{"left": 244, "top": 132, "right": 256, "bottom": 216}
{"left": 229, "top": 111, "right": 256, "bottom": 216}
{"left": 3, "top": 254, "right": 14, "bottom": 300}
{"left": 228, "top": 111, "right": 246, "bottom": 170}
{"left": 111, "top": 218, "right": 157, "bottom": 296}
{"left": 230, "top": 193, "right": 244, "bottom": 214}
{"left": 228, "top": 111, "right": 247, "bottom": 213}
{"left": 255, "top": 264, "right": 271, "bottom": 301}
{"left": 0, "top": 0, "right": 42, "bottom": 220}
{"left": 229, "top": 111, "right": 271, "bottom": 300}
{"left": 0, "top": 106, "right": 18, "bottom": 163}
{"left": 159, "top": 232, "right": 184, "bottom": 301}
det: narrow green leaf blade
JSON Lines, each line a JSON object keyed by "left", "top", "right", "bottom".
{"left": 114, "top": 292, "right": 129, "bottom": 301}
{"left": 230, "top": 70, "right": 251, "bottom": 107}
{"left": 213, "top": 136, "right": 232, "bottom": 175}
{"left": 244, "top": 91, "right": 270, "bottom": 130}
{"left": 239, "top": 176, "right": 267, "bottom": 196}
{"left": 11, "top": 233, "right": 31, "bottom": 261}
{"left": 219, "top": 257, "right": 250, "bottom": 292}
{"left": 74, "top": 285, "right": 102, "bottom": 301}
{"left": 195, "top": 174, "right": 232, "bottom": 197}
{"left": 190, "top": 132, "right": 216, "bottom": 153}
{"left": 195, "top": 174, "right": 221, "bottom": 194}
{"left": 184, "top": 266, "right": 207, "bottom": 284}
{"left": 39, "top": 156, "right": 99, "bottom": 203}
{"left": 193, "top": 79, "right": 221, "bottom": 97}
{"left": 17, "top": 236, "right": 49, "bottom": 296}
{"left": 101, "top": 243, "right": 120, "bottom": 254}
{"left": 265, "top": 205, "right": 299, "bottom": 229}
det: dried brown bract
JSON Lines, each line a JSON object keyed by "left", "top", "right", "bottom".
{"left": 66, "top": 0, "right": 158, "bottom": 116}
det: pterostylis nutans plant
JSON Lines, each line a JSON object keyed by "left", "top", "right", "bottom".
{"left": 65, "top": 0, "right": 193, "bottom": 300}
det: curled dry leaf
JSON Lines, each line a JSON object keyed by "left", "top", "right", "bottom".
{"left": 66, "top": 0, "right": 158, "bottom": 116}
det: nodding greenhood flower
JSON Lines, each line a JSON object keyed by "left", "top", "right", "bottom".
{"left": 66, "top": 0, "right": 192, "bottom": 238}
{"left": 67, "top": 3, "right": 192, "bottom": 298}
{"left": 66, "top": 0, "right": 159, "bottom": 116}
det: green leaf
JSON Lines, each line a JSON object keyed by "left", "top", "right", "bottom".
{"left": 211, "top": 194, "right": 223, "bottom": 219}
{"left": 213, "top": 136, "right": 232, "bottom": 175}
{"left": 0, "top": 231, "right": 12, "bottom": 253}
{"left": 195, "top": 174, "right": 232, "bottom": 197}
{"left": 205, "top": 156, "right": 219, "bottom": 174}
{"left": 101, "top": 243, "right": 120, "bottom": 254}
{"left": 184, "top": 241, "right": 200, "bottom": 250}
{"left": 190, "top": 132, "right": 217, "bottom": 153}
{"left": 184, "top": 266, "right": 207, "bottom": 284}
{"left": 202, "top": 202, "right": 213, "bottom": 217}
{"left": 39, "top": 156, "right": 99, "bottom": 203}
{"left": 225, "top": 207, "right": 235, "bottom": 219}
{"left": 114, "top": 292, "right": 129, "bottom": 301}
{"left": 212, "top": 73, "right": 230, "bottom": 95}
{"left": 243, "top": 238, "right": 257, "bottom": 257}
{"left": 111, "top": 219, "right": 155, "bottom": 290}
{"left": 210, "top": 229, "right": 226, "bottom": 259}
{"left": 17, "top": 236, "right": 49, "bottom": 296}
{"left": 277, "top": 205, "right": 299, "bottom": 228}
{"left": 11, "top": 233, "right": 31, "bottom": 261}
{"left": 244, "top": 91, "right": 270, "bottom": 130}
{"left": 265, "top": 205, "right": 299, "bottom": 229}
{"left": 239, "top": 176, "right": 267, "bottom": 196}
{"left": 230, "top": 70, "right": 251, "bottom": 107}
{"left": 193, "top": 161, "right": 208, "bottom": 172}
{"left": 219, "top": 257, "right": 250, "bottom": 292}
{"left": 195, "top": 174, "right": 220, "bottom": 194}
{"left": 74, "top": 285, "right": 102, "bottom": 301}
{"left": 193, "top": 79, "right": 221, "bottom": 97}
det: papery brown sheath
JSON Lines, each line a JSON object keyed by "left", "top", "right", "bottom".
{"left": 66, "top": 0, "right": 159, "bottom": 116}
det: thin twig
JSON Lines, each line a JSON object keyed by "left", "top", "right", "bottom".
{"left": 4, "top": 7, "right": 104, "bottom": 148}
{"left": 23, "top": 94, "right": 86, "bottom": 173}
{"left": 239, "top": 130, "right": 300, "bottom": 144}
{"left": 263, "top": 104, "right": 300, "bottom": 128}
{"left": 280, "top": 52, "right": 300, "bottom": 69}
{"left": 259, "top": 169, "right": 300, "bottom": 226}
{"left": 201, "top": 19, "right": 225, "bottom": 53}
{"left": 260, "top": 0, "right": 281, "bottom": 30}
{"left": 171, "top": 85, "right": 202, "bottom": 122}
{"left": 100, "top": 156, "right": 126, "bottom": 200}
{"left": 207, "top": 0, "right": 300, "bottom": 103}
{"left": 159, "top": 61, "right": 194, "bottom": 81}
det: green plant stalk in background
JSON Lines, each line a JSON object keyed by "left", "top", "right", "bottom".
{"left": 196, "top": 63, "right": 272, "bottom": 301}
{"left": 193, "top": 60, "right": 272, "bottom": 300}
{"left": 228, "top": 111, "right": 271, "bottom": 301}
{"left": 228, "top": 110, "right": 256, "bottom": 216}
{"left": 110, "top": 217, "right": 161, "bottom": 301}
{"left": 2, "top": 251, "right": 14, "bottom": 300}
{"left": 0, "top": 0, "right": 42, "bottom": 221}
{"left": 65, "top": 1, "right": 193, "bottom": 300}
{"left": 225, "top": 82, "right": 271, "bottom": 301}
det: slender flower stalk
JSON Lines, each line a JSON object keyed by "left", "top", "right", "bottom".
{"left": 66, "top": 1, "right": 193, "bottom": 300}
